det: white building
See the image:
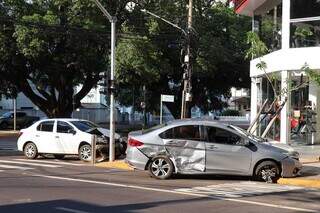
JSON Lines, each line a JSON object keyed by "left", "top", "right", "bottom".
{"left": 235, "top": 0, "right": 320, "bottom": 144}
{"left": 228, "top": 87, "right": 250, "bottom": 115}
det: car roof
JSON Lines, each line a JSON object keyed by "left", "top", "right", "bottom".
{"left": 166, "top": 118, "right": 229, "bottom": 127}
{"left": 39, "top": 118, "right": 90, "bottom": 122}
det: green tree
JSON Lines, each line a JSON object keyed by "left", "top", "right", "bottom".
{"left": 0, "top": 0, "right": 129, "bottom": 117}
{"left": 115, "top": 1, "right": 251, "bottom": 116}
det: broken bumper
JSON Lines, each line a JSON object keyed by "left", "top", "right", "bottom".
{"left": 281, "top": 157, "right": 302, "bottom": 178}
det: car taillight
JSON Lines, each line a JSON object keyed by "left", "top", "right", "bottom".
{"left": 18, "top": 132, "right": 23, "bottom": 138}
{"left": 128, "top": 138, "right": 144, "bottom": 147}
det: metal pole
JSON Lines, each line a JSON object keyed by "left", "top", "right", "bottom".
{"left": 13, "top": 98, "right": 16, "bottom": 131}
{"left": 143, "top": 85, "right": 146, "bottom": 129}
{"left": 91, "top": 135, "right": 96, "bottom": 165}
{"left": 180, "top": 0, "right": 193, "bottom": 119}
{"left": 109, "top": 19, "right": 116, "bottom": 162}
{"left": 160, "top": 95, "right": 163, "bottom": 124}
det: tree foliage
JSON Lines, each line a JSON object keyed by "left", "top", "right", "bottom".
{"left": 0, "top": 0, "right": 251, "bottom": 118}
{"left": 0, "top": 0, "right": 129, "bottom": 117}
{"left": 115, "top": 1, "right": 251, "bottom": 116}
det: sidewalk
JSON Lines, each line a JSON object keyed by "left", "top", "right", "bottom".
{"left": 278, "top": 161, "right": 320, "bottom": 188}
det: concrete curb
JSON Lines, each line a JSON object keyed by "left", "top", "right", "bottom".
{"left": 95, "top": 160, "right": 134, "bottom": 171}
{"left": 278, "top": 178, "right": 320, "bottom": 189}
{"left": 0, "top": 131, "right": 19, "bottom": 137}
{"left": 301, "top": 158, "right": 320, "bottom": 164}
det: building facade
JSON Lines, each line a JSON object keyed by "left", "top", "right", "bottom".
{"left": 235, "top": 0, "right": 320, "bottom": 144}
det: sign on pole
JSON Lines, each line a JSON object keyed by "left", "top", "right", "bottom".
{"left": 160, "top": 94, "right": 174, "bottom": 124}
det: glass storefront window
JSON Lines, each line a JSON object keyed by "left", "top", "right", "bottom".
{"left": 290, "top": 20, "right": 320, "bottom": 48}
{"left": 290, "top": 72, "right": 310, "bottom": 145}
{"left": 259, "top": 74, "right": 281, "bottom": 141}
{"left": 254, "top": 4, "right": 282, "bottom": 51}
{"left": 291, "top": 0, "right": 320, "bottom": 19}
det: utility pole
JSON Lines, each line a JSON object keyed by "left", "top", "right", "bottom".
{"left": 93, "top": 0, "right": 116, "bottom": 162}
{"left": 181, "top": 0, "right": 193, "bottom": 119}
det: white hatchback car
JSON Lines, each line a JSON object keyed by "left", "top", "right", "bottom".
{"left": 17, "top": 119, "right": 125, "bottom": 161}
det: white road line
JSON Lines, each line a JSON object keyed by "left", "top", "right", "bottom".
{"left": 32, "top": 174, "right": 317, "bottom": 213}
{"left": 55, "top": 207, "right": 91, "bottom": 213}
{"left": 0, "top": 170, "right": 4, "bottom": 172}
{"left": 0, "top": 160, "right": 61, "bottom": 168}
{"left": 14, "top": 159, "right": 83, "bottom": 166}
{"left": 175, "top": 182, "right": 303, "bottom": 198}
{"left": 0, "top": 165, "right": 33, "bottom": 170}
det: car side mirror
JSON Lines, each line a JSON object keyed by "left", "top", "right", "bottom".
{"left": 68, "top": 129, "right": 76, "bottom": 135}
{"left": 243, "top": 139, "right": 250, "bottom": 146}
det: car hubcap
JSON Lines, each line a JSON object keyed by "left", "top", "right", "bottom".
{"left": 260, "top": 165, "right": 277, "bottom": 183}
{"left": 26, "top": 145, "right": 35, "bottom": 157}
{"left": 80, "top": 146, "right": 91, "bottom": 160}
{"left": 151, "top": 158, "right": 170, "bottom": 177}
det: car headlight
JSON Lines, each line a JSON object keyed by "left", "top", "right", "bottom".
{"left": 283, "top": 151, "right": 300, "bottom": 160}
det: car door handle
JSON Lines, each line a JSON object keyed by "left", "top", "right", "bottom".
{"left": 35, "top": 135, "right": 40, "bottom": 137}
{"left": 55, "top": 136, "right": 59, "bottom": 138}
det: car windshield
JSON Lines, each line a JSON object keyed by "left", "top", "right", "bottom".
{"left": 228, "top": 125, "right": 267, "bottom": 142}
{"left": 142, "top": 123, "right": 167, "bottom": 134}
{"left": 1, "top": 112, "right": 12, "bottom": 118}
{"left": 71, "top": 121, "right": 99, "bottom": 132}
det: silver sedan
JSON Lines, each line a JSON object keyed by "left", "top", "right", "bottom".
{"left": 125, "top": 119, "right": 302, "bottom": 183}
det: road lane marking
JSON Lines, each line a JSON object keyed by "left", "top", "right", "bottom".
{"left": 175, "top": 182, "right": 303, "bottom": 198}
{"left": 32, "top": 174, "right": 317, "bottom": 213}
{"left": 14, "top": 159, "right": 84, "bottom": 166}
{"left": 0, "top": 160, "right": 61, "bottom": 168}
{"left": 0, "top": 165, "right": 33, "bottom": 170}
{"left": 55, "top": 207, "right": 91, "bottom": 213}
{"left": 0, "top": 170, "right": 4, "bottom": 172}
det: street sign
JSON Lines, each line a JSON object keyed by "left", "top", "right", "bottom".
{"left": 161, "top": 95, "right": 174, "bottom": 103}
{"left": 160, "top": 94, "right": 174, "bottom": 124}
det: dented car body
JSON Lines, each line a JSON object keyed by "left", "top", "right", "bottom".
{"left": 126, "top": 119, "right": 302, "bottom": 183}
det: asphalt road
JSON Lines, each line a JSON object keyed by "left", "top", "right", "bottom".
{"left": 0, "top": 136, "right": 320, "bottom": 213}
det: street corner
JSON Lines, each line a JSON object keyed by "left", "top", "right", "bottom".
{"left": 278, "top": 178, "right": 320, "bottom": 189}
{"left": 95, "top": 160, "right": 134, "bottom": 171}
{"left": 278, "top": 162, "right": 320, "bottom": 189}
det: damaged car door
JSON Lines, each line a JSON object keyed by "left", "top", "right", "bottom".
{"left": 159, "top": 125, "right": 206, "bottom": 173}
{"left": 204, "top": 126, "right": 252, "bottom": 175}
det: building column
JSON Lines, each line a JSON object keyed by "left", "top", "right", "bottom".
{"left": 308, "top": 82, "right": 320, "bottom": 144}
{"left": 280, "top": 70, "right": 291, "bottom": 144}
{"left": 282, "top": 0, "right": 290, "bottom": 49}
{"left": 250, "top": 77, "right": 261, "bottom": 135}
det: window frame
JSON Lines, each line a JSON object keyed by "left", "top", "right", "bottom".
{"left": 204, "top": 125, "right": 246, "bottom": 146}
{"left": 56, "top": 121, "right": 75, "bottom": 134}
{"left": 36, "top": 120, "right": 55, "bottom": 132}
{"left": 159, "top": 124, "right": 205, "bottom": 142}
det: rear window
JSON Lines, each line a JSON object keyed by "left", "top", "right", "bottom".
{"left": 37, "top": 121, "right": 54, "bottom": 132}
{"left": 142, "top": 123, "right": 167, "bottom": 134}
{"left": 160, "top": 125, "right": 202, "bottom": 141}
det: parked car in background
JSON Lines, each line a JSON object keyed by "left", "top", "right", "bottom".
{"left": 0, "top": 111, "right": 40, "bottom": 130}
{"left": 17, "top": 119, "right": 127, "bottom": 161}
{"left": 126, "top": 119, "right": 302, "bottom": 183}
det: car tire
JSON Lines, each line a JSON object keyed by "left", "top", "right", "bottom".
{"left": 0, "top": 122, "right": 8, "bottom": 130}
{"left": 254, "top": 160, "right": 281, "bottom": 183}
{"left": 23, "top": 142, "right": 38, "bottom": 159}
{"left": 79, "top": 144, "right": 92, "bottom": 162}
{"left": 148, "top": 156, "right": 174, "bottom": 180}
{"left": 53, "top": 154, "right": 65, "bottom": 160}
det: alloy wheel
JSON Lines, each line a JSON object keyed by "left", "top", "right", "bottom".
{"left": 260, "top": 165, "right": 278, "bottom": 183}
{"left": 80, "top": 146, "right": 91, "bottom": 161}
{"left": 151, "top": 158, "right": 170, "bottom": 178}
